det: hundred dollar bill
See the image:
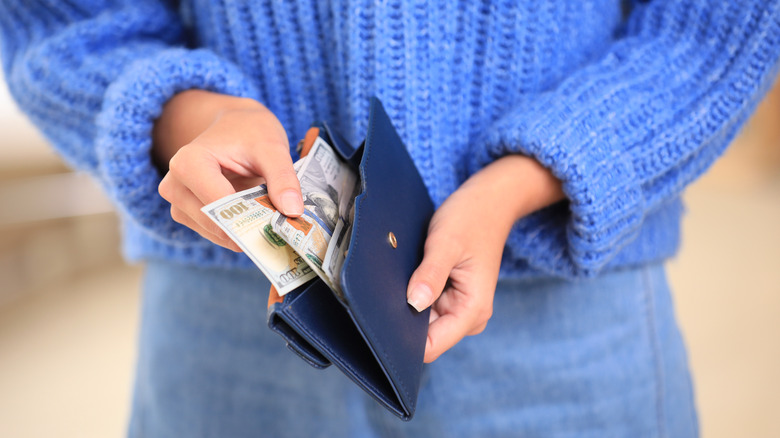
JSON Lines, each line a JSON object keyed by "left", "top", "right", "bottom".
{"left": 322, "top": 169, "right": 360, "bottom": 287}
{"left": 271, "top": 208, "right": 339, "bottom": 294}
{"left": 202, "top": 185, "right": 316, "bottom": 295}
{"left": 271, "top": 137, "right": 357, "bottom": 296}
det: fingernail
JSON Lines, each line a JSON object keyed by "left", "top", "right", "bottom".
{"left": 280, "top": 190, "right": 303, "bottom": 216}
{"left": 408, "top": 284, "right": 432, "bottom": 312}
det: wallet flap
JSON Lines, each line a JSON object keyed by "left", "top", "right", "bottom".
{"left": 340, "top": 97, "right": 434, "bottom": 419}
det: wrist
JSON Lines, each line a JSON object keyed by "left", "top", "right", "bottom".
{"left": 466, "top": 155, "right": 564, "bottom": 232}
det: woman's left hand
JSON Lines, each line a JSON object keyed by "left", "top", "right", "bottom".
{"left": 407, "top": 155, "right": 564, "bottom": 363}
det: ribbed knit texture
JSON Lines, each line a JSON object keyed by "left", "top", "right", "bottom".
{"left": 1, "top": 0, "right": 779, "bottom": 277}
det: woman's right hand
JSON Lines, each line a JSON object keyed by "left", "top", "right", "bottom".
{"left": 153, "top": 90, "right": 303, "bottom": 251}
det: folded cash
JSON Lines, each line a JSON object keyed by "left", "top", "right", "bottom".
{"left": 202, "top": 185, "right": 316, "bottom": 295}
{"left": 203, "top": 134, "right": 360, "bottom": 301}
{"left": 322, "top": 164, "right": 360, "bottom": 288}
{"left": 270, "top": 136, "right": 358, "bottom": 298}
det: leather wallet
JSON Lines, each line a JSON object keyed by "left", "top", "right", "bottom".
{"left": 267, "top": 97, "right": 434, "bottom": 420}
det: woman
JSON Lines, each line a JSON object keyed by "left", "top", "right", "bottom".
{"left": 2, "top": 0, "right": 778, "bottom": 436}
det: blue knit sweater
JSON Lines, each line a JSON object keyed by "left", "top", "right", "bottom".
{"left": 1, "top": 0, "right": 779, "bottom": 278}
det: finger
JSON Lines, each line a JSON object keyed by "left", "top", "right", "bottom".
{"left": 170, "top": 206, "right": 241, "bottom": 252}
{"left": 160, "top": 173, "right": 230, "bottom": 237}
{"left": 160, "top": 174, "right": 241, "bottom": 251}
{"left": 423, "top": 282, "right": 494, "bottom": 362}
{"left": 423, "top": 312, "right": 470, "bottom": 363}
{"left": 424, "top": 316, "right": 490, "bottom": 363}
{"left": 467, "top": 322, "right": 488, "bottom": 336}
{"left": 252, "top": 142, "right": 303, "bottom": 217}
{"left": 429, "top": 307, "right": 441, "bottom": 324}
{"left": 406, "top": 234, "right": 463, "bottom": 312}
{"left": 167, "top": 145, "right": 237, "bottom": 205}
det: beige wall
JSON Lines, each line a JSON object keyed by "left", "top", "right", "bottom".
{"left": 668, "top": 79, "right": 780, "bottom": 438}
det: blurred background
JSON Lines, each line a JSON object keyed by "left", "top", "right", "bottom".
{"left": 0, "top": 68, "right": 778, "bottom": 437}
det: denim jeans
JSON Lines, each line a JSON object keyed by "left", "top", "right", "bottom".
{"left": 129, "top": 261, "right": 697, "bottom": 437}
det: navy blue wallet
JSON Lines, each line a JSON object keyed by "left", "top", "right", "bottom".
{"left": 267, "top": 98, "right": 434, "bottom": 420}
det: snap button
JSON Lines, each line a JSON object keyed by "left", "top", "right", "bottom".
{"left": 388, "top": 232, "right": 397, "bottom": 249}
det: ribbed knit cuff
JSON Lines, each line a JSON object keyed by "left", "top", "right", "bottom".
{"left": 469, "top": 97, "right": 645, "bottom": 276}
{"left": 95, "top": 48, "right": 260, "bottom": 246}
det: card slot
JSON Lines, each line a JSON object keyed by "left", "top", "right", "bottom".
{"left": 267, "top": 281, "right": 331, "bottom": 368}
{"left": 268, "top": 309, "right": 331, "bottom": 369}
{"left": 314, "top": 121, "right": 364, "bottom": 172}
{"left": 277, "top": 278, "right": 406, "bottom": 418}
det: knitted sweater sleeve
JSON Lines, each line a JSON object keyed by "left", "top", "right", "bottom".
{"left": 468, "top": 0, "right": 780, "bottom": 277}
{"left": 0, "top": 0, "right": 259, "bottom": 245}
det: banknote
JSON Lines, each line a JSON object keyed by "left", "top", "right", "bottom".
{"left": 322, "top": 169, "right": 360, "bottom": 287}
{"left": 271, "top": 137, "right": 358, "bottom": 296}
{"left": 202, "top": 185, "right": 316, "bottom": 295}
{"left": 271, "top": 208, "right": 339, "bottom": 293}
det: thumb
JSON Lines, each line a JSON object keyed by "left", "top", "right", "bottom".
{"left": 254, "top": 143, "right": 304, "bottom": 217}
{"left": 407, "top": 236, "right": 461, "bottom": 312}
